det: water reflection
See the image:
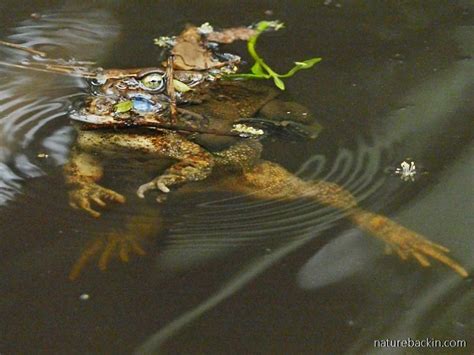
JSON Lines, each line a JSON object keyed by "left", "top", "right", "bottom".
{"left": 0, "top": 8, "right": 119, "bottom": 205}
{"left": 159, "top": 138, "right": 385, "bottom": 272}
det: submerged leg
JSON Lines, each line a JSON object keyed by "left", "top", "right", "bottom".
{"left": 68, "top": 214, "right": 161, "bottom": 280}
{"left": 348, "top": 208, "right": 468, "bottom": 277}
{"left": 219, "top": 161, "right": 468, "bottom": 277}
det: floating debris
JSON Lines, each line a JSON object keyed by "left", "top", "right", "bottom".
{"left": 79, "top": 293, "right": 90, "bottom": 301}
{"left": 168, "top": 26, "right": 241, "bottom": 71}
{"left": 394, "top": 160, "right": 417, "bottom": 181}
{"left": 0, "top": 40, "right": 46, "bottom": 57}
{"left": 154, "top": 36, "right": 176, "bottom": 48}
{"left": 37, "top": 153, "right": 49, "bottom": 158}
{"left": 197, "top": 22, "right": 214, "bottom": 35}
{"left": 207, "top": 26, "right": 257, "bottom": 44}
{"left": 114, "top": 100, "right": 133, "bottom": 113}
{"left": 386, "top": 158, "right": 429, "bottom": 181}
{"left": 173, "top": 79, "right": 192, "bottom": 93}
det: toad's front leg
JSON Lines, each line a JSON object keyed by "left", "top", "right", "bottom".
{"left": 64, "top": 147, "right": 125, "bottom": 218}
{"left": 136, "top": 132, "right": 214, "bottom": 201}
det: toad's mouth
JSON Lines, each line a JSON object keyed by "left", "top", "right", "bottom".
{"left": 68, "top": 93, "right": 220, "bottom": 135}
{"left": 68, "top": 97, "right": 266, "bottom": 139}
{"left": 69, "top": 96, "right": 319, "bottom": 140}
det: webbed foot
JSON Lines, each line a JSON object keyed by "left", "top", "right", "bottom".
{"left": 69, "top": 183, "right": 125, "bottom": 218}
{"left": 216, "top": 161, "right": 468, "bottom": 278}
{"left": 68, "top": 231, "right": 146, "bottom": 280}
{"left": 351, "top": 209, "right": 468, "bottom": 277}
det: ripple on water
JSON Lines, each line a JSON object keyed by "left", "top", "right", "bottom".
{"left": 0, "top": 9, "right": 119, "bottom": 206}
{"left": 163, "top": 137, "right": 387, "bottom": 254}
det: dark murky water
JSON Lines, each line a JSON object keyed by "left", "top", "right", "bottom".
{"left": 0, "top": 1, "right": 473, "bottom": 354}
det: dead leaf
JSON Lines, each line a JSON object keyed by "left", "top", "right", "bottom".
{"left": 169, "top": 25, "right": 244, "bottom": 71}
{"left": 171, "top": 26, "right": 221, "bottom": 70}
{"left": 207, "top": 27, "right": 257, "bottom": 44}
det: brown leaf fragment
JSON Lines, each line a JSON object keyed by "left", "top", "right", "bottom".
{"left": 206, "top": 27, "right": 257, "bottom": 44}
{"left": 171, "top": 26, "right": 221, "bottom": 70}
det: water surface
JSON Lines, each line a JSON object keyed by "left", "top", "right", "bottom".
{"left": 0, "top": 1, "right": 472, "bottom": 354}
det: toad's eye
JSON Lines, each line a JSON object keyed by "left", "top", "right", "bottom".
{"left": 140, "top": 73, "right": 165, "bottom": 91}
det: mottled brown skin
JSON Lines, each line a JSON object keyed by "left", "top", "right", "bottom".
{"left": 65, "top": 79, "right": 314, "bottom": 210}
{"left": 65, "top": 78, "right": 468, "bottom": 279}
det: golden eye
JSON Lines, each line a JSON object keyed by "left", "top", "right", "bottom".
{"left": 140, "top": 73, "right": 165, "bottom": 91}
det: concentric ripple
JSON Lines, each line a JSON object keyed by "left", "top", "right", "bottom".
{"left": 0, "top": 9, "right": 119, "bottom": 206}
{"left": 161, "top": 137, "right": 389, "bottom": 256}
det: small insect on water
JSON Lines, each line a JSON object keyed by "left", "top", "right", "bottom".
{"left": 395, "top": 160, "right": 417, "bottom": 181}
{"left": 386, "top": 158, "right": 428, "bottom": 182}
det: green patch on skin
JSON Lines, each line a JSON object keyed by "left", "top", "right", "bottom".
{"left": 225, "top": 21, "right": 322, "bottom": 90}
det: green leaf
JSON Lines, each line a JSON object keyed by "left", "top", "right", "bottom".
{"left": 251, "top": 62, "right": 266, "bottom": 76}
{"left": 255, "top": 21, "right": 285, "bottom": 33}
{"left": 114, "top": 100, "right": 133, "bottom": 113}
{"left": 255, "top": 21, "right": 272, "bottom": 32}
{"left": 222, "top": 20, "right": 321, "bottom": 90}
{"left": 273, "top": 76, "right": 285, "bottom": 90}
{"left": 279, "top": 57, "right": 322, "bottom": 78}
{"left": 173, "top": 79, "right": 192, "bottom": 93}
{"left": 294, "top": 57, "right": 322, "bottom": 68}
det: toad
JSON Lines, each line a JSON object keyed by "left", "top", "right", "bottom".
{"left": 62, "top": 25, "right": 467, "bottom": 279}
{"left": 63, "top": 70, "right": 467, "bottom": 280}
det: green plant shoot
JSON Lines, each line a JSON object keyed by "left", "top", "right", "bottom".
{"left": 225, "top": 21, "right": 322, "bottom": 90}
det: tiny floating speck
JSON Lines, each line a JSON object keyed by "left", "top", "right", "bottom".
{"left": 197, "top": 22, "right": 214, "bottom": 35}
{"left": 394, "top": 160, "right": 417, "bottom": 181}
{"left": 79, "top": 293, "right": 90, "bottom": 301}
{"left": 153, "top": 36, "right": 176, "bottom": 48}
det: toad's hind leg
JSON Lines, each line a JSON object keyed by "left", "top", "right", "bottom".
{"left": 220, "top": 161, "right": 468, "bottom": 277}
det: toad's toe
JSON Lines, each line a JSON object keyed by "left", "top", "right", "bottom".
{"left": 157, "top": 181, "right": 170, "bottom": 193}
{"left": 137, "top": 182, "right": 155, "bottom": 198}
